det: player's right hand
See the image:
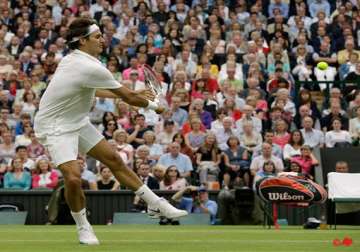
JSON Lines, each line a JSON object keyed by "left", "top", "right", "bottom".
{"left": 155, "top": 106, "right": 165, "bottom": 114}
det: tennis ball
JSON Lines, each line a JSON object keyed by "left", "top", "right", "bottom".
{"left": 317, "top": 61, "right": 328, "bottom": 70}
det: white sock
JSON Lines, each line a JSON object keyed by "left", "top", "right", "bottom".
{"left": 135, "top": 184, "right": 160, "bottom": 206}
{"left": 71, "top": 208, "right": 90, "bottom": 228}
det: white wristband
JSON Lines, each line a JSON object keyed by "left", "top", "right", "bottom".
{"left": 146, "top": 100, "right": 159, "bottom": 110}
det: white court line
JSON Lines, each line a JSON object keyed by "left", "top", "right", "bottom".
{"left": 0, "top": 239, "right": 330, "bottom": 244}
{"left": 0, "top": 229, "right": 345, "bottom": 234}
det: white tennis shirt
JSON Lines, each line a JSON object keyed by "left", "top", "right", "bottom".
{"left": 34, "top": 49, "right": 121, "bottom": 137}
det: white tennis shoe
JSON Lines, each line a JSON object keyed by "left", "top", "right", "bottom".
{"left": 78, "top": 225, "right": 100, "bottom": 245}
{"left": 148, "top": 197, "right": 188, "bottom": 219}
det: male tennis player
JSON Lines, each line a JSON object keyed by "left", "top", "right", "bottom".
{"left": 34, "top": 18, "right": 187, "bottom": 245}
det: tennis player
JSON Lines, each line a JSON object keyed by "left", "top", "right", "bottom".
{"left": 34, "top": 18, "right": 187, "bottom": 245}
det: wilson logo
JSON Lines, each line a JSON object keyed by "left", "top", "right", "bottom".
{"left": 267, "top": 192, "right": 305, "bottom": 201}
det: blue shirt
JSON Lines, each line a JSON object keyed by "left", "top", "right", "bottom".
{"left": 4, "top": 171, "right": 31, "bottom": 190}
{"left": 172, "top": 108, "right": 188, "bottom": 127}
{"left": 268, "top": 3, "right": 289, "bottom": 18}
{"left": 180, "top": 197, "right": 218, "bottom": 224}
{"left": 158, "top": 153, "right": 193, "bottom": 174}
{"left": 309, "top": 0, "right": 330, "bottom": 18}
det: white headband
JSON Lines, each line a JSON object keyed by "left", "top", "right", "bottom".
{"left": 69, "top": 24, "right": 100, "bottom": 43}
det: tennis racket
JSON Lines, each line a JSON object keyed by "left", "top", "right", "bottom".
{"left": 143, "top": 64, "right": 163, "bottom": 99}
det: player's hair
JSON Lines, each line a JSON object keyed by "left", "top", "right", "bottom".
{"left": 66, "top": 18, "right": 97, "bottom": 50}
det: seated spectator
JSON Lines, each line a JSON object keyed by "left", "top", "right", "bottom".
{"left": 78, "top": 156, "right": 97, "bottom": 190}
{"left": 295, "top": 89, "right": 321, "bottom": 121}
{"left": 15, "top": 123, "right": 32, "bottom": 147}
{"left": 102, "top": 119, "right": 118, "bottom": 140}
{"left": 172, "top": 133, "right": 194, "bottom": 161}
{"left": 239, "top": 122, "right": 263, "bottom": 154}
{"left": 137, "top": 162, "right": 159, "bottom": 190}
{"left": 97, "top": 164, "right": 120, "bottom": 190}
{"left": 115, "top": 101, "right": 131, "bottom": 130}
{"left": 253, "top": 130, "right": 283, "bottom": 159}
{"left": 171, "top": 186, "right": 218, "bottom": 224}
{"left": 156, "top": 119, "right": 177, "bottom": 150}
{"left": 253, "top": 160, "right": 278, "bottom": 188}
{"left": 223, "top": 135, "right": 250, "bottom": 189}
{"left": 213, "top": 116, "right": 238, "bottom": 151}
{"left": 150, "top": 164, "right": 165, "bottom": 184}
{"left": 321, "top": 101, "right": 350, "bottom": 131}
{"left": 191, "top": 98, "right": 213, "bottom": 129}
{"left": 290, "top": 145, "right": 319, "bottom": 176}
{"left": 300, "top": 116, "right": 325, "bottom": 149}
{"left": 113, "top": 129, "right": 133, "bottom": 167}
{"left": 210, "top": 108, "right": 228, "bottom": 132}
{"left": 236, "top": 105, "right": 262, "bottom": 134}
{"left": 349, "top": 106, "right": 360, "bottom": 144}
{"left": 143, "top": 131, "right": 163, "bottom": 162}
{"left": 325, "top": 118, "right": 352, "bottom": 148}
{"left": 272, "top": 119, "right": 291, "bottom": 149}
{"left": 4, "top": 157, "right": 31, "bottom": 190}
{"left": 195, "top": 133, "right": 221, "bottom": 185}
{"left": 339, "top": 52, "right": 359, "bottom": 81}
{"left": 271, "top": 88, "right": 296, "bottom": 118}
{"left": 250, "top": 143, "right": 284, "bottom": 176}
{"left": 312, "top": 41, "right": 337, "bottom": 88}
{"left": 27, "top": 131, "right": 45, "bottom": 160}
{"left": 32, "top": 157, "right": 58, "bottom": 189}
{"left": 348, "top": 92, "right": 360, "bottom": 118}
{"left": 159, "top": 165, "right": 187, "bottom": 191}
{"left": 170, "top": 96, "right": 189, "bottom": 128}
{"left": 12, "top": 145, "right": 35, "bottom": 171}
{"left": 335, "top": 161, "right": 349, "bottom": 173}
{"left": 283, "top": 130, "right": 304, "bottom": 162}
{"left": 158, "top": 142, "right": 193, "bottom": 178}
{"left": 184, "top": 118, "right": 206, "bottom": 152}
{"left": 0, "top": 131, "right": 15, "bottom": 166}
{"left": 127, "top": 114, "right": 152, "bottom": 149}
{"left": 291, "top": 45, "right": 313, "bottom": 81}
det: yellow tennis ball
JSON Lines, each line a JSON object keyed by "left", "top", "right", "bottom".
{"left": 317, "top": 61, "right": 328, "bottom": 70}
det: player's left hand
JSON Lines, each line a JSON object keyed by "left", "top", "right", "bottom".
{"left": 137, "top": 89, "right": 155, "bottom": 101}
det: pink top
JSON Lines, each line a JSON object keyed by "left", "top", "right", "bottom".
{"left": 122, "top": 66, "right": 145, "bottom": 81}
{"left": 159, "top": 178, "right": 187, "bottom": 191}
{"left": 291, "top": 156, "right": 314, "bottom": 175}
{"left": 32, "top": 170, "right": 59, "bottom": 189}
{"left": 272, "top": 133, "right": 290, "bottom": 149}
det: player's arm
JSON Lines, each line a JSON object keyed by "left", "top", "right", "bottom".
{"left": 95, "top": 89, "right": 118, "bottom": 98}
{"left": 108, "top": 86, "right": 155, "bottom": 108}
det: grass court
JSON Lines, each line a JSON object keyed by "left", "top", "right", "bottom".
{"left": 0, "top": 225, "right": 359, "bottom": 252}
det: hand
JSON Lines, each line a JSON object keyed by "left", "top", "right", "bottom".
{"left": 137, "top": 89, "right": 155, "bottom": 101}
{"left": 155, "top": 106, "right": 165, "bottom": 114}
{"left": 134, "top": 124, "right": 141, "bottom": 131}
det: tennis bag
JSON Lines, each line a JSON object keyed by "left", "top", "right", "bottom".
{"left": 258, "top": 176, "right": 327, "bottom": 204}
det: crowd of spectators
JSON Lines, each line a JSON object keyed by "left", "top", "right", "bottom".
{"left": 0, "top": 0, "right": 360, "bottom": 195}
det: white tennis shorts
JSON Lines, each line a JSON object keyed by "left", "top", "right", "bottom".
{"left": 37, "top": 122, "right": 104, "bottom": 166}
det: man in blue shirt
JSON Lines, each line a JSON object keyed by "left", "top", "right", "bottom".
{"left": 158, "top": 142, "right": 193, "bottom": 178}
{"left": 172, "top": 186, "right": 218, "bottom": 225}
{"left": 309, "top": 0, "right": 330, "bottom": 18}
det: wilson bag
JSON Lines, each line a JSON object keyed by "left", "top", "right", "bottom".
{"left": 257, "top": 175, "right": 327, "bottom": 204}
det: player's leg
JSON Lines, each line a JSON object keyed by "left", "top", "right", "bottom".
{"left": 86, "top": 138, "right": 188, "bottom": 219}
{"left": 42, "top": 132, "right": 99, "bottom": 245}
{"left": 58, "top": 160, "right": 85, "bottom": 212}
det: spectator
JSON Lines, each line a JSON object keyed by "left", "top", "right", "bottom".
{"left": 272, "top": 119, "right": 291, "bottom": 149}
{"left": 27, "top": 131, "right": 45, "bottom": 160}
{"left": 77, "top": 157, "right": 97, "bottom": 190}
{"left": 253, "top": 130, "right": 283, "bottom": 159}
{"left": 335, "top": 161, "right": 349, "bottom": 173}
{"left": 223, "top": 135, "right": 250, "bottom": 189}
{"left": 283, "top": 130, "right": 304, "bottom": 162}
{"left": 321, "top": 102, "right": 349, "bottom": 131}
{"left": 159, "top": 165, "right": 187, "bottom": 191}
{"left": 112, "top": 129, "right": 133, "bottom": 167}
{"left": 127, "top": 114, "right": 152, "bottom": 149}
{"left": 290, "top": 145, "right": 319, "bottom": 176}
{"left": 239, "top": 121, "right": 263, "bottom": 154}
{"left": 143, "top": 131, "right": 163, "bottom": 162}
{"left": 137, "top": 162, "right": 159, "bottom": 190}
{"left": 170, "top": 96, "right": 188, "bottom": 128}
{"left": 0, "top": 131, "right": 15, "bottom": 165}
{"left": 191, "top": 98, "right": 213, "bottom": 129}
{"left": 172, "top": 133, "right": 194, "bottom": 161}
{"left": 195, "top": 133, "right": 221, "bottom": 185}
{"left": 158, "top": 142, "right": 193, "bottom": 178}
{"left": 151, "top": 164, "right": 165, "bottom": 184}
{"left": 210, "top": 108, "right": 228, "bottom": 131}
{"left": 4, "top": 157, "right": 31, "bottom": 190}
{"left": 184, "top": 117, "right": 206, "bottom": 152}
{"left": 32, "top": 157, "right": 58, "bottom": 190}
{"left": 15, "top": 123, "right": 32, "bottom": 147}
{"left": 250, "top": 143, "right": 284, "bottom": 176}
{"left": 325, "top": 118, "right": 352, "bottom": 148}
{"left": 171, "top": 186, "right": 218, "bottom": 224}
{"left": 300, "top": 116, "right": 325, "bottom": 148}
{"left": 236, "top": 105, "right": 262, "bottom": 134}
{"left": 349, "top": 106, "right": 360, "bottom": 144}
{"left": 13, "top": 145, "right": 35, "bottom": 171}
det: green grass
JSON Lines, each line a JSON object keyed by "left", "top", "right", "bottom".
{"left": 0, "top": 225, "right": 359, "bottom": 252}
